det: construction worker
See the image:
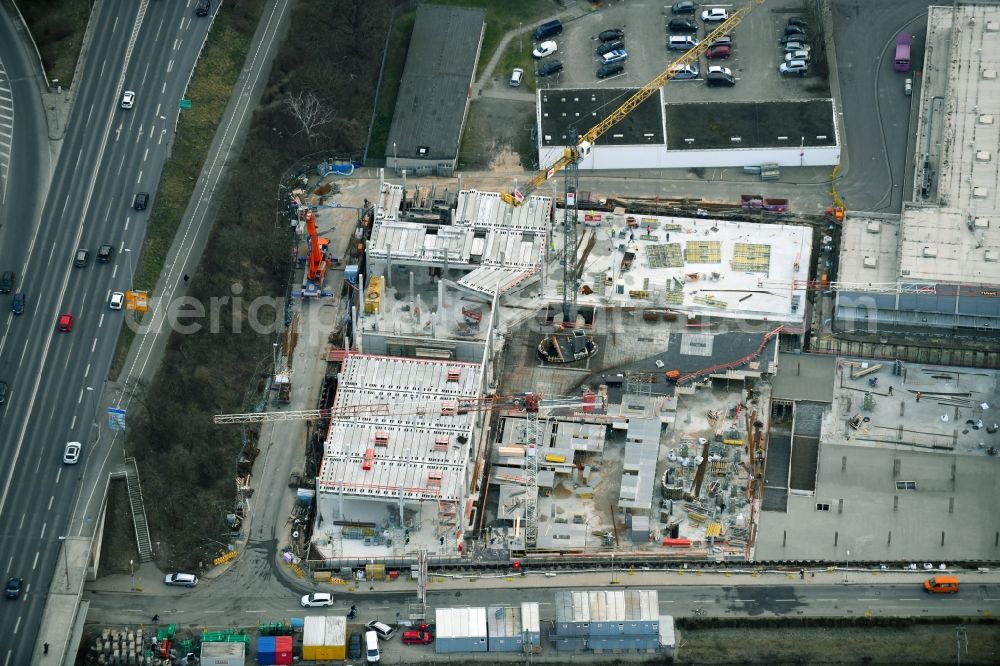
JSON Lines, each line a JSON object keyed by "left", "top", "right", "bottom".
{"left": 915, "top": 391, "right": 922, "bottom": 402}
{"left": 888, "top": 386, "right": 893, "bottom": 396}
{"left": 43, "top": 644, "right": 49, "bottom": 655}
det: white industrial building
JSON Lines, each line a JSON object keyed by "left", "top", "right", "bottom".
{"left": 537, "top": 89, "right": 840, "bottom": 170}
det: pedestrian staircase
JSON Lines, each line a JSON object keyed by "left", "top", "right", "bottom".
{"left": 123, "top": 458, "right": 155, "bottom": 562}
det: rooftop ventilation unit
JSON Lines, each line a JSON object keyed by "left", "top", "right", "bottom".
{"left": 866, "top": 220, "right": 882, "bottom": 234}
{"left": 922, "top": 247, "right": 938, "bottom": 258}
{"left": 863, "top": 256, "right": 878, "bottom": 269}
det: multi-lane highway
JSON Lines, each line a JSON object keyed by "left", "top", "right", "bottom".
{"left": 0, "top": 2, "right": 213, "bottom": 662}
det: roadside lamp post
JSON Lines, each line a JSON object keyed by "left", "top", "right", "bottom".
{"left": 393, "top": 142, "right": 397, "bottom": 174}
{"left": 123, "top": 248, "right": 134, "bottom": 289}
{"left": 844, "top": 549, "right": 851, "bottom": 583}
{"left": 130, "top": 559, "right": 135, "bottom": 591}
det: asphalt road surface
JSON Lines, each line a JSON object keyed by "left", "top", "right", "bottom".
{"left": 0, "top": 2, "right": 212, "bottom": 662}
{"left": 831, "top": 0, "right": 930, "bottom": 212}
{"left": 83, "top": 581, "right": 1000, "bottom": 628}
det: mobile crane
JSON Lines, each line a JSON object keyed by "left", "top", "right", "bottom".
{"left": 302, "top": 208, "right": 330, "bottom": 297}
{"left": 500, "top": 0, "right": 765, "bottom": 207}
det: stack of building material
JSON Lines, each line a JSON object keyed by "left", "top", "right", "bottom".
{"left": 201, "top": 642, "right": 245, "bottom": 666}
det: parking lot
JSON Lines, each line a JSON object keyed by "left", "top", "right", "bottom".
{"left": 532, "top": 0, "right": 831, "bottom": 102}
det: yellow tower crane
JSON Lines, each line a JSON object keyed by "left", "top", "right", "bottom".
{"left": 500, "top": 0, "right": 766, "bottom": 207}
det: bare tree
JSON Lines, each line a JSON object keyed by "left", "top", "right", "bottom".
{"left": 284, "top": 91, "right": 337, "bottom": 143}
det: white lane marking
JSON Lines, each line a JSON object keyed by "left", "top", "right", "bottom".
{"left": 47, "top": 495, "right": 53, "bottom": 511}
{"left": 91, "top": 338, "right": 97, "bottom": 353}
{"left": 84, "top": 363, "right": 90, "bottom": 378}
{"left": 38, "top": 523, "right": 46, "bottom": 540}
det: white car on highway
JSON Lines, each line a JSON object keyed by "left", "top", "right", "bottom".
{"left": 109, "top": 291, "right": 125, "bottom": 310}
{"left": 121, "top": 91, "right": 135, "bottom": 109}
{"left": 63, "top": 441, "right": 81, "bottom": 465}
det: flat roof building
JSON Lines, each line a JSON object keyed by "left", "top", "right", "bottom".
{"left": 836, "top": 4, "right": 1000, "bottom": 335}
{"left": 385, "top": 5, "right": 485, "bottom": 176}
{"left": 537, "top": 89, "right": 839, "bottom": 169}
{"left": 312, "top": 353, "right": 485, "bottom": 559}
{"left": 757, "top": 355, "right": 1000, "bottom": 561}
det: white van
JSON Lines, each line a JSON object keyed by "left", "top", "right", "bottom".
{"left": 365, "top": 630, "right": 380, "bottom": 663}
{"left": 668, "top": 35, "right": 699, "bottom": 51}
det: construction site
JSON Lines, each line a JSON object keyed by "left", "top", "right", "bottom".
{"left": 209, "top": 0, "right": 1000, "bottom": 576}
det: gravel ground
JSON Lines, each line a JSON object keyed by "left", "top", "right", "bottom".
{"left": 675, "top": 624, "right": 999, "bottom": 664}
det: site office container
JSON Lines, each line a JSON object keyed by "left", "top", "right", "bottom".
{"left": 301, "top": 616, "right": 346, "bottom": 661}
{"left": 256, "top": 635, "right": 293, "bottom": 665}
{"left": 894, "top": 33, "right": 912, "bottom": 72}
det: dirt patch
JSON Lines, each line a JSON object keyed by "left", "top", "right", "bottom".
{"left": 675, "top": 623, "right": 1000, "bottom": 664}
{"left": 98, "top": 480, "right": 138, "bottom": 575}
{"left": 459, "top": 96, "right": 537, "bottom": 170}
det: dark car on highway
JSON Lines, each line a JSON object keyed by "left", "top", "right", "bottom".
{"left": 599, "top": 28, "right": 624, "bottom": 42}
{"left": 537, "top": 60, "right": 563, "bottom": 77}
{"left": 668, "top": 18, "right": 697, "bottom": 33}
{"left": 5, "top": 577, "right": 22, "bottom": 599}
{"left": 11, "top": 292, "right": 24, "bottom": 315}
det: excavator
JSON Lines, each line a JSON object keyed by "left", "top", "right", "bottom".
{"left": 500, "top": 0, "right": 765, "bottom": 207}
{"left": 303, "top": 208, "right": 330, "bottom": 297}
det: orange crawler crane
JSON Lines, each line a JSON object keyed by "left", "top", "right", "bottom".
{"left": 303, "top": 209, "right": 330, "bottom": 297}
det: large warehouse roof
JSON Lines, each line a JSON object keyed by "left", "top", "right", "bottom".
{"left": 900, "top": 4, "right": 1000, "bottom": 287}
{"left": 385, "top": 5, "right": 485, "bottom": 161}
{"left": 539, "top": 88, "right": 665, "bottom": 147}
{"left": 664, "top": 100, "right": 837, "bottom": 150}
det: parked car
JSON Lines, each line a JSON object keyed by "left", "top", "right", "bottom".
{"left": 401, "top": 628, "right": 434, "bottom": 645}
{"left": 706, "top": 44, "right": 732, "bottom": 59}
{"left": 705, "top": 65, "right": 735, "bottom": 87}
{"left": 164, "top": 573, "right": 198, "bottom": 587}
{"left": 596, "top": 39, "right": 624, "bottom": 56}
{"left": 710, "top": 35, "right": 733, "bottom": 47}
{"left": 667, "top": 35, "right": 699, "bottom": 50}
{"left": 120, "top": 91, "right": 135, "bottom": 109}
{"left": 509, "top": 68, "right": 523, "bottom": 87}
{"left": 598, "top": 28, "right": 624, "bottom": 42}
{"left": 669, "top": 63, "right": 700, "bottom": 80}
{"left": 783, "top": 41, "right": 810, "bottom": 53}
{"left": 596, "top": 62, "right": 624, "bottom": 78}
{"left": 301, "top": 592, "right": 334, "bottom": 607}
{"left": 784, "top": 24, "right": 807, "bottom": 37}
{"left": 667, "top": 18, "right": 697, "bottom": 33}
{"left": 787, "top": 16, "right": 808, "bottom": 29}
{"left": 602, "top": 49, "right": 628, "bottom": 64}
{"left": 58, "top": 313, "right": 73, "bottom": 332}
{"left": 671, "top": 1, "right": 697, "bottom": 14}
{"left": 532, "top": 41, "right": 557, "bottom": 59}
{"left": 5, "top": 577, "right": 22, "bottom": 600}
{"left": 536, "top": 60, "right": 563, "bottom": 77}
{"left": 348, "top": 632, "right": 362, "bottom": 659}
{"left": 63, "top": 441, "right": 81, "bottom": 465}
{"left": 11, "top": 292, "right": 24, "bottom": 315}
{"left": 780, "top": 59, "right": 809, "bottom": 75}
{"left": 785, "top": 50, "right": 811, "bottom": 62}
{"left": 780, "top": 33, "right": 807, "bottom": 45}
{"left": 702, "top": 8, "right": 729, "bottom": 22}
{"left": 110, "top": 292, "right": 125, "bottom": 310}
{"left": 366, "top": 620, "right": 395, "bottom": 641}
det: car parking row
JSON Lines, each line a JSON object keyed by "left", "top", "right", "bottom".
{"left": 778, "top": 17, "right": 811, "bottom": 76}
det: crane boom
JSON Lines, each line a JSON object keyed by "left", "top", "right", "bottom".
{"left": 501, "top": 0, "right": 765, "bottom": 207}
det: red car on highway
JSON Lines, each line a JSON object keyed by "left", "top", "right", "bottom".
{"left": 58, "top": 313, "right": 74, "bottom": 332}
